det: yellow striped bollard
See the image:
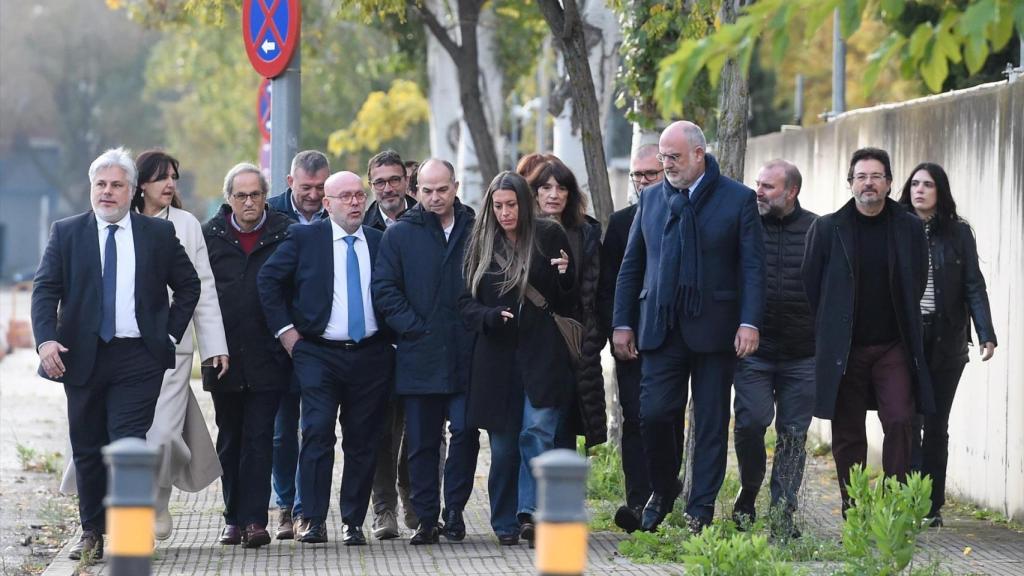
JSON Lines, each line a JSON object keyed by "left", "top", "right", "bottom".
{"left": 103, "top": 438, "right": 158, "bottom": 576}
{"left": 532, "top": 449, "right": 590, "bottom": 576}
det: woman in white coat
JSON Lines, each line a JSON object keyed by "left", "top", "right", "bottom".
{"left": 61, "top": 150, "right": 230, "bottom": 540}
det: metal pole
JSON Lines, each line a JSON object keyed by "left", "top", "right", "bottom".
{"left": 270, "top": 48, "right": 301, "bottom": 198}
{"left": 832, "top": 9, "right": 846, "bottom": 116}
{"left": 794, "top": 74, "right": 804, "bottom": 125}
{"left": 533, "top": 449, "right": 589, "bottom": 576}
{"left": 104, "top": 438, "right": 158, "bottom": 576}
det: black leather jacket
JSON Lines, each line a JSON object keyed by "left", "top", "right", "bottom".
{"left": 924, "top": 218, "right": 997, "bottom": 368}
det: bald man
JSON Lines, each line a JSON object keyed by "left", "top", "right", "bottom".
{"left": 259, "top": 171, "right": 394, "bottom": 546}
{"left": 613, "top": 121, "right": 765, "bottom": 534}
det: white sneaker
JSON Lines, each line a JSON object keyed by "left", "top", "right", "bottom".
{"left": 155, "top": 507, "right": 173, "bottom": 541}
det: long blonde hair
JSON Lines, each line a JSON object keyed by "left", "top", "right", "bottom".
{"left": 464, "top": 171, "right": 537, "bottom": 299}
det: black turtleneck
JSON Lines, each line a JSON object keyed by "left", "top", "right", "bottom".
{"left": 853, "top": 203, "right": 899, "bottom": 345}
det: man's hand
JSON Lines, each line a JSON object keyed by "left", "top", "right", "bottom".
{"left": 980, "top": 342, "right": 995, "bottom": 362}
{"left": 612, "top": 328, "right": 638, "bottom": 361}
{"left": 209, "top": 355, "right": 230, "bottom": 379}
{"left": 734, "top": 326, "right": 759, "bottom": 358}
{"left": 279, "top": 328, "right": 302, "bottom": 357}
{"left": 39, "top": 341, "right": 69, "bottom": 379}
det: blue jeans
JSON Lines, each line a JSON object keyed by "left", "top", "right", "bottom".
{"left": 488, "top": 396, "right": 561, "bottom": 536}
{"left": 272, "top": 389, "right": 303, "bottom": 517}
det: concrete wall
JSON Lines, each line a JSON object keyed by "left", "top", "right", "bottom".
{"left": 743, "top": 80, "right": 1024, "bottom": 520}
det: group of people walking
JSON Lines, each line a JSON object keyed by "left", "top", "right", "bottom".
{"left": 31, "top": 119, "right": 996, "bottom": 561}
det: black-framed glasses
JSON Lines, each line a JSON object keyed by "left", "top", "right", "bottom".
{"left": 231, "top": 191, "right": 265, "bottom": 203}
{"left": 370, "top": 175, "right": 404, "bottom": 190}
{"left": 629, "top": 169, "right": 664, "bottom": 183}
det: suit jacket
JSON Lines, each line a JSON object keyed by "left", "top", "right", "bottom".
{"left": 597, "top": 203, "right": 638, "bottom": 337}
{"left": 612, "top": 154, "right": 765, "bottom": 353}
{"left": 258, "top": 219, "right": 386, "bottom": 339}
{"left": 268, "top": 188, "right": 327, "bottom": 223}
{"left": 31, "top": 211, "right": 201, "bottom": 387}
{"left": 363, "top": 195, "right": 417, "bottom": 232}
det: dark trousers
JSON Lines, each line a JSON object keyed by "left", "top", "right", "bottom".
{"left": 831, "top": 341, "right": 915, "bottom": 507}
{"left": 65, "top": 338, "right": 164, "bottom": 533}
{"left": 640, "top": 327, "right": 736, "bottom": 522}
{"left": 403, "top": 392, "right": 480, "bottom": 528}
{"left": 370, "top": 399, "right": 413, "bottom": 516}
{"left": 911, "top": 318, "right": 967, "bottom": 516}
{"left": 272, "top": 388, "right": 301, "bottom": 514}
{"left": 294, "top": 338, "right": 393, "bottom": 526}
{"left": 614, "top": 358, "right": 653, "bottom": 510}
{"left": 211, "top": 389, "right": 283, "bottom": 527}
{"left": 733, "top": 355, "right": 816, "bottom": 513}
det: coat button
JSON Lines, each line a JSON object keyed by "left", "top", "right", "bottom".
{"left": 836, "top": 359, "right": 842, "bottom": 366}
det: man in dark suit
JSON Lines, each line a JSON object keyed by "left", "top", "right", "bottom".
{"left": 372, "top": 159, "right": 479, "bottom": 545}
{"left": 613, "top": 121, "right": 765, "bottom": 533}
{"left": 32, "top": 147, "right": 200, "bottom": 559}
{"left": 265, "top": 149, "right": 329, "bottom": 539}
{"left": 598, "top": 143, "right": 682, "bottom": 533}
{"left": 258, "top": 171, "right": 394, "bottom": 546}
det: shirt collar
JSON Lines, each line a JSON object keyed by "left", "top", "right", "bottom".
{"left": 230, "top": 210, "right": 267, "bottom": 233}
{"left": 687, "top": 172, "right": 706, "bottom": 194}
{"left": 97, "top": 211, "right": 132, "bottom": 232}
{"left": 378, "top": 204, "right": 397, "bottom": 227}
{"left": 291, "top": 191, "right": 324, "bottom": 224}
{"left": 330, "top": 219, "right": 366, "bottom": 243}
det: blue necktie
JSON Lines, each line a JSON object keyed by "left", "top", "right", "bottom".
{"left": 344, "top": 236, "right": 366, "bottom": 342}
{"left": 100, "top": 224, "right": 118, "bottom": 342}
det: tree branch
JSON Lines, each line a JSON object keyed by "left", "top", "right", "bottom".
{"left": 413, "top": 2, "right": 461, "bottom": 61}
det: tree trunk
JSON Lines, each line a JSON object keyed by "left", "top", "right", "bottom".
{"left": 537, "top": 0, "right": 614, "bottom": 228}
{"left": 415, "top": 0, "right": 500, "bottom": 186}
{"left": 714, "top": 0, "right": 750, "bottom": 180}
{"left": 425, "top": 2, "right": 459, "bottom": 164}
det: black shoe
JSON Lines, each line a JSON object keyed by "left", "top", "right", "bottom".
{"left": 342, "top": 524, "right": 366, "bottom": 545}
{"left": 926, "top": 513, "right": 943, "bottom": 528}
{"left": 442, "top": 509, "right": 466, "bottom": 541}
{"left": 297, "top": 520, "right": 328, "bottom": 544}
{"left": 497, "top": 533, "right": 520, "bottom": 546}
{"left": 614, "top": 505, "right": 643, "bottom": 533}
{"left": 242, "top": 524, "right": 271, "bottom": 548}
{"left": 684, "top": 513, "right": 712, "bottom": 535}
{"left": 410, "top": 523, "right": 440, "bottom": 545}
{"left": 641, "top": 480, "right": 683, "bottom": 532}
{"left": 731, "top": 487, "right": 758, "bottom": 530}
{"left": 518, "top": 513, "right": 535, "bottom": 544}
{"left": 68, "top": 531, "right": 103, "bottom": 560}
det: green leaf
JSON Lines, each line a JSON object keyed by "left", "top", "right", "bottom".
{"left": 908, "top": 23, "right": 933, "bottom": 60}
{"left": 880, "top": 0, "right": 903, "bottom": 20}
{"left": 990, "top": 4, "right": 1014, "bottom": 50}
{"left": 920, "top": 39, "right": 949, "bottom": 92}
{"left": 936, "top": 28, "right": 961, "bottom": 64}
{"left": 863, "top": 33, "right": 906, "bottom": 95}
{"left": 962, "top": 32, "right": 988, "bottom": 73}
{"left": 958, "top": 0, "right": 996, "bottom": 38}
{"left": 838, "top": 0, "right": 866, "bottom": 38}
{"left": 806, "top": 0, "right": 841, "bottom": 38}
{"left": 1015, "top": 0, "right": 1024, "bottom": 41}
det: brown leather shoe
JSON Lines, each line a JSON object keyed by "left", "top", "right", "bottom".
{"left": 293, "top": 515, "right": 309, "bottom": 537}
{"left": 275, "top": 508, "right": 294, "bottom": 540}
{"left": 68, "top": 531, "right": 103, "bottom": 560}
{"left": 219, "top": 524, "right": 241, "bottom": 545}
{"left": 242, "top": 524, "right": 271, "bottom": 548}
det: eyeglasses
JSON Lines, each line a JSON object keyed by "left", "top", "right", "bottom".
{"left": 231, "top": 191, "right": 265, "bottom": 203}
{"left": 629, "top": 169, "right": 664, "bottom": 182}
{"left": 326, "top": 191, "right": 367, "bottom": 203}
{"left": 370, "top": 175, "right": 404, "bottom": 190}
{"left": 656, "top": 153, "right": 681, "bottom": 164}
{"left": 849, "top": 173, "right": 888, "bottom": 183}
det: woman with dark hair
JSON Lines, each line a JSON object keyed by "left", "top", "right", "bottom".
{"left": 459, "top": 171, "right": 575, "bottom": 546}
{"left": 898, "top": 162, "right": 997, "bottom": 526}
{"left": 61, "top": 150, "right": 229, "bottom": 541}
{"left": 524, "top": 158, "right": 607, "bottom": 451}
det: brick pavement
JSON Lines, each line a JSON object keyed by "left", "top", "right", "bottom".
{"left": 37, "top": 378, "right": 1024, "bottom": 576}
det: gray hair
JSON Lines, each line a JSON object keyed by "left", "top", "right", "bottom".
{"left": 89, "top": 147, "right": 137, "bottom": 188}
{"left": 290, "top": 150, "right": 329, "bottom": 178}
{"left": 763, "top": 158, "right": 803, "bottom": 193}
{"left": 633, "top": 143, "right": 660, "bottom": 161}
{"left": 223, "top": 162, "right": 269, "bottom": 201}
{"left": 682, "top": 123, "right": 707, "bottom": 150}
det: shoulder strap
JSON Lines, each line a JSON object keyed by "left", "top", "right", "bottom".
{"left": 493, "top": 250, "right": 550, "bottom": 310}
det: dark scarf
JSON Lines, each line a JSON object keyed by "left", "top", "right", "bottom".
{"left": 656, "top": 180, "right": 702, "bottom": 327}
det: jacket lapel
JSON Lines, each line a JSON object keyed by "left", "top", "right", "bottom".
{"left": 82, "top": 212, "right": 102, "bottom": 301}
{"left": 318, "top": 219, "right": 334, "bottom": 302}
{"left": 131, "top": 213, "right": 151, "bottom": 308}
{"left": 834, "top": 200, "right": 857, "bottom": 271}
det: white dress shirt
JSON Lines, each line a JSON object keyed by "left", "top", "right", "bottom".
{"left": 378, "top": 204, "right": 398, "bottom": 228}
{"left": 97, "top": 212, "right": 141, "bottom": 338}
{"left": 322, "top": 221, "right": 378, "bottom": 341}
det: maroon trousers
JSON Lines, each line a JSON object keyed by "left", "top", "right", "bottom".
{"left": 831, "top": 341, "right": 915, "bottom": 509}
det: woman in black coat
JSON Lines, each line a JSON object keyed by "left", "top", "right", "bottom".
{"left": 459, "top": 171, "right": 575, "bottom": 546}
{"left": 523, "top": 157, "right": 607, "bottom": 449}
{"left": 202, "top": 163, "right": 294, "bottom": 546}
{"left": 898, "top": 162, "right": 997, "bottom": 525}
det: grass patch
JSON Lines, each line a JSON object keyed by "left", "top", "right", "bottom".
{"left": 16, "top": 443, "right": 62, "bottom": 475}
{"left": 945, "top": 498, "right": 1024, "bottom": 532}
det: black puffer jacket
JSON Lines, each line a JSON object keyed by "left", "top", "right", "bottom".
{"left": 924, "top": 218, "right": 997, "bottom": 369}
{"left": 757, "top": 201, "right": 817, "bottom": 360}
{"left": 202, "top": 206, "right": 293, "bottom": 392}
{"left": 564, "top": 215, "right": 607, "bottom": 448}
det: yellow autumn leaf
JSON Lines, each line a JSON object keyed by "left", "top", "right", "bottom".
{"left": 963, "top": 546, "right": 972, "bottom": 555}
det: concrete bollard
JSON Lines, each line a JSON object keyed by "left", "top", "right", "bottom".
{"left": 103, "top": 438, "right": 158, "bottom": 576}
{"left": 532, "top": 449, "right": 590, "bottom": 576}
